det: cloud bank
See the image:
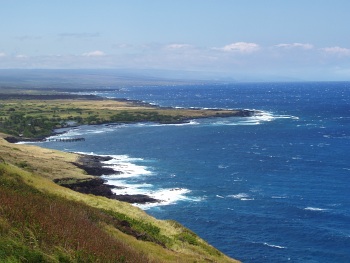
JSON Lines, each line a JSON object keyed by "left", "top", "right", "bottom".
{"left": 321, "top": 46, "right": 350, "bottom": 56}
{"left": 1, "top": 41, "right": 350, "bottom": 81}
{"left": 275, "top": 43, "right": 314, "bottom": 49}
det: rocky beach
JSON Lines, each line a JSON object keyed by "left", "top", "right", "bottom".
{"left": 55, "top": 154, "right": 160, "bottom": 204}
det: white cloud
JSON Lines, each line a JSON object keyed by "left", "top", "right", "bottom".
{"left": 215, "top": 42, "right": 260, "bottom": 53}
{"left": 82, "top": 50, "right": 106, "bottom": 57}
{"left": 321, "top": 46, "right": 350, "bottom": 56}
{"left": 0, "top": 52, "right": 6, "bottom": 57}
{"left": 165, "top": 44, "right": 193, "bottom": 50}
{"left": 274, "top": 43, "right": 314, "bottom": 49}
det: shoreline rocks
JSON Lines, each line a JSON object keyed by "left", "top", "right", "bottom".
{"left": 67, "top": 154, "right": 160, "bottom": 204}
{"left": 72, "top": 154, "right": 117, "bottom": 176}
{"left": 54, "top": 177, "right": 159, "bottom": 204}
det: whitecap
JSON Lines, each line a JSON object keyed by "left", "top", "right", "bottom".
{"left": 271, "top": 196, "right": 288, "bottom": 199}
{"left": 108, "top": 181, "right": 153, "bottom": 195}
{"left": 135, "top": 188, "right": 193, "bottom": 210}
{"left": 228, "top": 193, "right": 253, "bottom": 200}
{"left": 206, "top": 110, "right": 299, "bottom": 127}
{"left": 15, "top": 141, "right": 32, "bottom": 144}
{"left": 99, "top": 155, "right": 153, "bottom": 178}
{"left": 263, "top": 242, "right": 286, "bottom": 249}
{"left": 137, "top": 120, "right": 199, "bottom": 127}
{"left": 76, "top": 152, "right": 194, "bottom": 209}
{"left": 304, "top": 207, "right": 328, "bottom": 211}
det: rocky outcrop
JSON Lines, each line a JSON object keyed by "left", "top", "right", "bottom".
{"left": 54, "top": 177, "right": 159, "bottom": 204}
{"left": 72, "top": 154, "right": 117, "bottom": 176}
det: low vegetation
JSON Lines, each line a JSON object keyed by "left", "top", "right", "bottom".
{"left": 0, "top": 164, "right": 152, "bottom": 263}
{"left": 0, "top": 95, "right": 242, "bottom": 138}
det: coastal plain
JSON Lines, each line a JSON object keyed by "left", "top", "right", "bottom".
{"left": 0, "top": 94, "right": 249, "bottom": 139}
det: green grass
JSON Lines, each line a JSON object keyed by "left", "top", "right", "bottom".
{"left": 0, "top": 163, "right": 154, "bottom": 263}
{"left": 0, "top": 98, "right": 242, "bottom": 138}
{"left": 102, "top": 210, "right": 172, "bottom": 247}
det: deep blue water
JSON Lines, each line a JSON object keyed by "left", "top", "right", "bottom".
{"left": 29, "top": 82, "right": 350, "bottom": 262}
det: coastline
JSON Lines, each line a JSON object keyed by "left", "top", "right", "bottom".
{"left": 17, "top": 112, "right": 264, "bottom": 207}
{"left": 8, "top": 110, "right": 261, "bottom": 207}
{"left": 4, "top": 107, "right": 261, "bottom": 206}
{"left": 58, "top": 153, "right": 160, "bottom": 204}
{"left": 1, "top": 91, "right": 258, "bottom": 206}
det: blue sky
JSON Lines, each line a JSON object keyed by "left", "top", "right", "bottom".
{"left": 1, "top": 0, "right": 350, "bottom": 81}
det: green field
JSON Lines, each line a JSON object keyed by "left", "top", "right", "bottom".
{"left": 0, "top": 98, "right": 242, "bottom": 138}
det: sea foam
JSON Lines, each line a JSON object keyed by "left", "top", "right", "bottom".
{"left": 228, "top": 193, "right": 254, "bottom": 201}
{"left": 93, "top": 153, "right": 193, "bottom": 209}
{"left": 205, "top": 111, "right": 299, "bottom": 127}
{"left": 304, "top": 207, "right": 328, "bottom": 212}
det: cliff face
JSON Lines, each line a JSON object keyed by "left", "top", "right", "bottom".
{"left": 0, "top": 135, "right": 239, "bottom": 263}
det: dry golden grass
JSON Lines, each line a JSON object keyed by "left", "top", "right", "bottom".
{"left": 0, "top": 134, "right": 87, "bottom": 180}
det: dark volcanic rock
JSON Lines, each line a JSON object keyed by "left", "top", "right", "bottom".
{"left": 241, "top": 109, "right": 256, "bottom": 117}
{"left": 4, "top": 136, "right": 19, "bottom": 143}
{"left": 112, "top": 194, "right": 159, "bottom": 204}
{"left": 54, "top": 177, "right": 159, "bottom": 204}
{"left": 54, "top": 177, "right": 116, "bottom": 197}
{"left": 73, "top": 154, "right": 118, "bottom": 176}
{"left": 4, "top": 136, "right": 46, "bottom": 143}
{"left": 61, "top": 153, "right": 160, "bottom": 204}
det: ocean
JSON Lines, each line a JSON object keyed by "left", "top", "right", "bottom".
{"left": 28, "top": 82, "right": 350, "bottom": 262}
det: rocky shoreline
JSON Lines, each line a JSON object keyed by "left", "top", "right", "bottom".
{"left": 2, "top": 92, "right": 258, "bottom": 204}
{"left": 5, "top": 108, "right": 259, "bottom": 204}
{"left": 59, "top": 154, "right": 160, "bottom": 204}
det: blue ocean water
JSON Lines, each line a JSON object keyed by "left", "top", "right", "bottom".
{"left": 29, "top": 82, "right": 350, "bottom": 262}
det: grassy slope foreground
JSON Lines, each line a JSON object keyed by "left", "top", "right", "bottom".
{"left": 0, "top": 135, "right": 239, "bottom": 263}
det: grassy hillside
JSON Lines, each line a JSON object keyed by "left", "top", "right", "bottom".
{"left": 0, "top": 135, "right": 239, "bottom": 263}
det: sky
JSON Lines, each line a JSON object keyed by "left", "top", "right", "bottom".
{"left": 1, "top": 0, "right": 350, "bottom": 81}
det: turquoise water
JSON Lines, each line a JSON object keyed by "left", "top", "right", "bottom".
{"left": 30, "top": 82, "right": 350, "bottom": 262}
